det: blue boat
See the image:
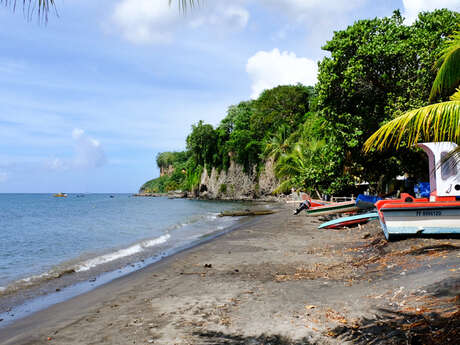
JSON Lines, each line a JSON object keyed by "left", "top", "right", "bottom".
{"left": 355, "top": 194, "right": 381, "bottom": 210}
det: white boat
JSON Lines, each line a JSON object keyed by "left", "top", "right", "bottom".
{"left": 376, "top": 142, "right": 460, "bottom": 240}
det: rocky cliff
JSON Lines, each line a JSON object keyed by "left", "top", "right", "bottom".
{"left": 197, "top": 158, "right": 278, "bottom": 200}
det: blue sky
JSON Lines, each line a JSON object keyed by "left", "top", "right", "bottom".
{"left": 1, "top": 0, "right": 459, "bottom": 193}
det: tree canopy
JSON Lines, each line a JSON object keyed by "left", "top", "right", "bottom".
{"left": 364, "top": 27, "right": 460, "bottom": 154}
{"left": 316, "top": 9, "right": 460, "bottom": 189}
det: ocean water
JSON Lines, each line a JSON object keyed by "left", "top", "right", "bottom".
{"left": 0, "top": 194, "right": 251, "bottom": 296}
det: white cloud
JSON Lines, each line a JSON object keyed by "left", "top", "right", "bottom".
{"left": 47, "top": 129, "right": 107, "bottom": 171}
{"left": 402, "top": 0, "right": 460, "bottom": 24}
{"left": 246, "top": 48, "right": 318, "bottom": 98}
{"left": 111, "top": 0, "right": 179, "bottom": 44}
{"left": 110, "top": 0, "right": 249, "bottom": 44}
{"left": 72, "top": 128, "right": 107, "bottom": 169}
{"left": 47, "top": 158, "right": 69, "bottom": 171}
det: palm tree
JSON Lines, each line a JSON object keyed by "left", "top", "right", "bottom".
{"left": 364, "top": 31, "right": 460, "bottom": 160}
{"left": 274, "top": 139, "right": 326, "bottom": 194}
{"left": 262, "top": 124, "right": 291, "bottom": 162}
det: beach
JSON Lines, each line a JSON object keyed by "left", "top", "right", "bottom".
{"left": 0, "top": 203, "right": 458, "bottom": 345}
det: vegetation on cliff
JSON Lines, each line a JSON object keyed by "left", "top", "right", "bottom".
{"left": 141, "top": 9, "right": 460, "bottom": 197}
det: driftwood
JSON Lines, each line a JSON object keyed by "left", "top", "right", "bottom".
{"left": 219, "top": 210, "right": 275, "bottom": 217}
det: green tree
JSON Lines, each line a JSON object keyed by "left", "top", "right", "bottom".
{"left": 156, "top": 151, "right": 188, "bottom": 170}
{"left": 219, "top": 101, "right": 261, "bottom": 170}
{"left": 262, "top": 124, "right": 291, "bottom": 161}
{"left": 274, "top": 116, "right": 353, "bottom": 195}
{"left": 316, "top": 9, "right": 460, "bottom": 189}
{"left": 251, "top": 85, "right": 312, "bottom": 140}
{"left": 364, "top": 30, "right": 460, "bottom": 158}
{"left": 186, "top": 120, "right": 217, "bottom": 166}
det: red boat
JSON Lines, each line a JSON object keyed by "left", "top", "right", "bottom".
{"left": 375, "top": 142, "right": 460, "bottom": 240}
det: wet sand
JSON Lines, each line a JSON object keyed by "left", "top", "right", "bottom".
{"left": 0, "top": 204, "right": 458, "bottom": 344}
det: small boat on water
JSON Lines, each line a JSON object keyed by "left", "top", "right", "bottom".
{"left": 53, "top": 193, "right": 68, "bottom": 197}
{"left": 376, "top": 142, "right": 460, "bottom": 240}
{"left": 318, "top": 212, "right": 378, "bottom": 229}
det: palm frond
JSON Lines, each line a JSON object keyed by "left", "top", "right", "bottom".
{"left": 169, "top": 0, "right": 200, "bottom": 13}
{"left": 363, "top": 100, "right": 460, "bottom": 152}
{"left": 429, "top": 31, "right": 460, "bottom": 102}
{"left": 451, "top": 88, "right": 460, "bottom": 101}
{"left": 439, "top": 146, "right": 460, "bottom": 170}
{"left": 0, "top": 0, "right": 56, "bottom": 21}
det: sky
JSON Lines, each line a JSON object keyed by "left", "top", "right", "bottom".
{"left": 1, "top": 0, "right": 459, "bottom": 193}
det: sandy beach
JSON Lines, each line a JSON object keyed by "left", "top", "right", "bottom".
{"left": 0, "top": 204, "right": 458, "bottom": 345}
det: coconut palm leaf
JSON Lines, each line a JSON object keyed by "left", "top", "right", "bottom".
{"left": 0, "top": 0, "right": 55, "bottom": 20}
{"left": 439, "top": 145, "right": 460, "bottom": 170}
{"left": 1, "top": 1, "right": 197, "bottom": 19}
{"left": 429, "top": 31, "right": 460, "bottom": 102}
{"left": 363, "top": 99, "right": 460, "bottom": 152}
{"left": 262, "top": 125, "right": 290, "bottom": 161}
{"left": 169, "top": 0, "right": 200, "bottom": 12}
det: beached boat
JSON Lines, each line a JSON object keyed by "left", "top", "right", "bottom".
{"left": 53, "top": 193, "right": 67, "bottom": 197}
{"left": 355, "top": 194, "right": 381, "bottom": 210}
{"left": 318, "top": 212, "right": 378, "bottom": 229}
{"left": 293, "top": 199, "right": 329, "bottom": 215}
{"left": 305, "top": 200, "right": 358, "bottom": 216}
{"left": 376, "top": 142, "right": 460, "bottom": 240}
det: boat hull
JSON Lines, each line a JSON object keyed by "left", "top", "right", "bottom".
{"left": 378, "top": 204, "right": 460, "bottom": 240}
{"left": 318, "top": 212, "right": 378, "bottom": 229}
{"left": 306, "top": 201, "right": 358, "bottom": 216}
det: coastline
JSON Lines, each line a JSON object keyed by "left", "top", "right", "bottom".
{"left": 0, "top": 199, "right": 272, "bottom": 325}
{"left": 0, "top": 204, "right": 458, "bottom": 344}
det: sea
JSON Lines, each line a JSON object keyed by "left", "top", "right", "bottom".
{"left": 0, "top": 193, "right": 260, "bottom": 325}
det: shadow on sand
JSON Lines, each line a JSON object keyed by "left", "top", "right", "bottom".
{"left": 193, "top": 331, "right": 313, "bottom": 345}
{"left": 331, "top": 277, "right": 460, "bottom": 344}
{"left": 330, "top": 307, "right": 459, "bottom": 344}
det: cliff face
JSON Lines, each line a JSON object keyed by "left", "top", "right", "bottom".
{"left": 160, "top": 165, "right": 174, "bottom": 177}
{"left": 198, "top": 158, "right": 278, "bottom": 199}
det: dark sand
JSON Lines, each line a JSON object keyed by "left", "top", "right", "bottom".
{"left": 0, "top": 204, "right": 458, "bottom": 344}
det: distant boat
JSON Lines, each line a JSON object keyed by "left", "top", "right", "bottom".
{"left": 318, "top": 212, "right": 378, "bottom": 229}
{"left": 376, "top": 142, "right": 460, "bottom": 240}
{"left": 53, "top": 193, "right": 67, "bottom": 197}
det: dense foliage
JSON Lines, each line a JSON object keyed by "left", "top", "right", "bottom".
{"left": 316, "top": 9, "right": 460, "bottom": 192}
{"left": 141, "top": 9, "right": 460, "bottom": 196}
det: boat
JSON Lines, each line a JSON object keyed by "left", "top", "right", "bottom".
{"left": 305, "top": 200, "right": 359, "bottom": 216}
{"left": 293, "top": 199, "right": 328, "bottom": 215}
{"left": 318, "top": 212, "right": 378, "bottom": 229}
{"left": 355, "top": 194, "right": 381, "bottom": 210}
{"left": 375, "top": 142, "right": 460, "bottom": 240}
{"left": 53, "top": 193, "right": 67, "bottom": 197}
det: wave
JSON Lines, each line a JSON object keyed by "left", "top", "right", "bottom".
{"left": 0, "top": 234, "right": 171, "bottom": 295}
{"left": 75, "top": 234, "right": 170, "bottom": 272}
{"left": 0, "top": 210, "right": 240, "bottom": 298}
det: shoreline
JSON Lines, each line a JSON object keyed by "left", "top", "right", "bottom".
{"left": 0, "top": 202, "right": 274, "bottom": 326}
{"left": 0, "top": 205, "right": 458, "bottom": 344}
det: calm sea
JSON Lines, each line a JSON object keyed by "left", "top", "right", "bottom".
{"left": 0, "top": 194, "right": 252, "bottom": 300}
